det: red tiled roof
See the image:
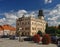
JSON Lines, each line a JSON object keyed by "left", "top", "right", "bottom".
{"left": 2, "top": 24, "right": 16, "bottom": 31}
{"left": 2, "top": 24, "right": 10, "bottom": 30}
{"left": 0, "top": 24, "right": 16, "bottom": 35}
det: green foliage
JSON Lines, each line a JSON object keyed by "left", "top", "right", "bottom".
{"left": 45, "top": 24, "right": 60, "bottom": 36}
{"left": 56, "top": 28, "right": 60, "bottom": 37}
{"left": 56, "top": 29, "right": 60, "bottom": 34}
{"left": 56, "top": 34, "right": 60, "bottom": 37}
{"left": 58, "top": 24, "right": 60, "bottom": 29}
{"left": 37, "top": 30, "right": 42, "bottom": 36}
{"left": 45, "top": 26, "right": 57, "bottom": 36}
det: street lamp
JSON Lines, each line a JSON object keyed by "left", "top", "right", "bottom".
{"left": 19, "top": 28, "right": 22, "bottom": 42}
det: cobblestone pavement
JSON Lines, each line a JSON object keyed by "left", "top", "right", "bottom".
{"left": 0, "top": 38, "right": 57, "bottom": 47}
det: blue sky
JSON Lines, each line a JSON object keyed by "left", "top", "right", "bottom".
{"left": 0, "top": 0, "right": 60, "bottom": 12}
{"left": 0, "top": 0, "right": 60, "bottom": 26}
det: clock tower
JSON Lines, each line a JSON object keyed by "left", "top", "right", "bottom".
{"left": 38, "top": 10, "right": 44, "bottom": 20}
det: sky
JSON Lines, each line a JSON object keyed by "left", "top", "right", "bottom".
{"left": 0, "top": 0, "right": 60, "bottom": 27}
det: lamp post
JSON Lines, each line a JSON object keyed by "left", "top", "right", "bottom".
{"left": 19, "top": 28, "right": 22, "bottom": 42}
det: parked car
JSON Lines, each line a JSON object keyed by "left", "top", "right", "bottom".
{"left": 1, "top": 35, "right": 9, "bottom": 38}
{"left": 51, "top": 36, "right": 57, "bottom": 44}
{"left": 9, "top": 35, "right": 15, "bottom": 40}
{"left": 24, "top": 37, "right": 33, "bottom": 41}
{"left": 57, "top": 37, "right": 60, "bottom": 42}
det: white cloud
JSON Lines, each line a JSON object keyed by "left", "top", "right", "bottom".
{"left": 48, "top": 21, "right": 58, "bottom": 26}
{"left": 45, "top": 0, "right": 52, "bottom": 4}
{"left": 1, "top": 4, "right": 60, "bottom": 27}
{"left": 17, "top": 10, "right": 27, "bottom": 17}
{"left": 0, "top": 18, "right": 6, "bottom": 25}
{"left": 0, "top": 10, "right": 37, "bottom": 27}
{"left": 48, "top": 16, "right": 59, "bottom": 21}
{"left": 44, "top": 4, "right": 60, "bottom": 26}
{"left": 0, "top": 18, "right": 6, "bottom": 23}
{"left": 4, "top": 13, "right": 18, "bottom": 19}
{"left": 17, "top": 10, "right": 37, "bottom": 17}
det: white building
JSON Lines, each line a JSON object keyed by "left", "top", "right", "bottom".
{"left": 16, "top": 10, "right": 46, "bottom": 36}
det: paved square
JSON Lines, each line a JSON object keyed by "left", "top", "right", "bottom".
{"left": 0, "top": 38, "right": 57, "bottom": 47}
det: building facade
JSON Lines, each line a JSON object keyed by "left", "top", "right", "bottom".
{"left": 0, "top": 26, "right": 4, "bottom": 36}
{"left": 16, "top": 10, "right": 46, "bottom": 36}
{"left": 0, "top": 24, "right": 16, "bottom": 37}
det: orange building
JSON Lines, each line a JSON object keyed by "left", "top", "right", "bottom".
{"left": 9, "top": 26, "right": 16, "bottom": 35}
{"left": 0, "top": 24, "right": 16, "bottom": 36}
{"left": 2, "top": 24, "right": 11, "bottom": 35}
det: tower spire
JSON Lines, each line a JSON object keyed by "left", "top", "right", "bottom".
{"left": 38, "top": 10, "right": 44, "bottom": 17}
{"left": 38, "top": 10, "right": 44, "bottom": 19}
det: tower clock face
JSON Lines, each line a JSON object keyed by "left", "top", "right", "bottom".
{"left": 41, "top": 16, "right": 44, "bottom": 19}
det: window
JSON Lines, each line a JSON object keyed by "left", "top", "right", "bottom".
{"left": 25, "top": 22, "right": 27, "bottom": 25}
{"left": 19, "top": 18, "right": 22, "bottom": 21}
{"left": 32, "top": 32, "right": 35, "bottom": 35}
{"left": 26, "top": 32, "right": 29, "bottom": 35}
{"left": 17, "top": 23, "right": 19, "bottom": 25}
{"left": 32, "top": 27, "right": 36, "bottom": 30}
{"left": 22, "top": 28, "right": 24, "bottom": 30}
{"left": 32, "top": 27, "right": 34, "bottom": 30}
{"left": 25, "top": 27, "right": 30, "bottom": 30}
{"left": 22, "top": 22, "right": 24, "bottom": 25}
{"left": 25, "top": 22, "right": 30, "bottom": 25}
{"left": 28, "top": 22, "right": 30, "bottom": 24}
{"left": 32, "top": 22, "right": 33, "bottom": 25}
{"left": 32, "top": 22, "right": 36, "bottom": 25}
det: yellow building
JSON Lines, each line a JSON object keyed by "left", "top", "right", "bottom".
{"left": 16, "top": 10, "right": 46, "bottom": 36}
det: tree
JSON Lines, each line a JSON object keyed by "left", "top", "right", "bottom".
{"left": 56, "top": 24, "right": 60, "bottom": 37}
{"left": 45, "top": 23, "right": 49, "bottom": 33}
{"left": 37, "top": 30, "right": 42, "bottom": 36}
{"left": 56, "top": 29, "right": 60, "bottom": 34}
{"left": 58, "top": 24, "right": 60, "bottom": 29}
{"left": 45, "top": 26, "right": 57, "bottom": 36}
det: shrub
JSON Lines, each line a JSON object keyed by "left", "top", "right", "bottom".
{"left": 37, "top": 30, "right": 42, "bottom": 36}
{"left": 32, "top": 34, "right": 40, "bottom": 43}
{"left": 42, "top": 34, "right": 51, "bottom": 44}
